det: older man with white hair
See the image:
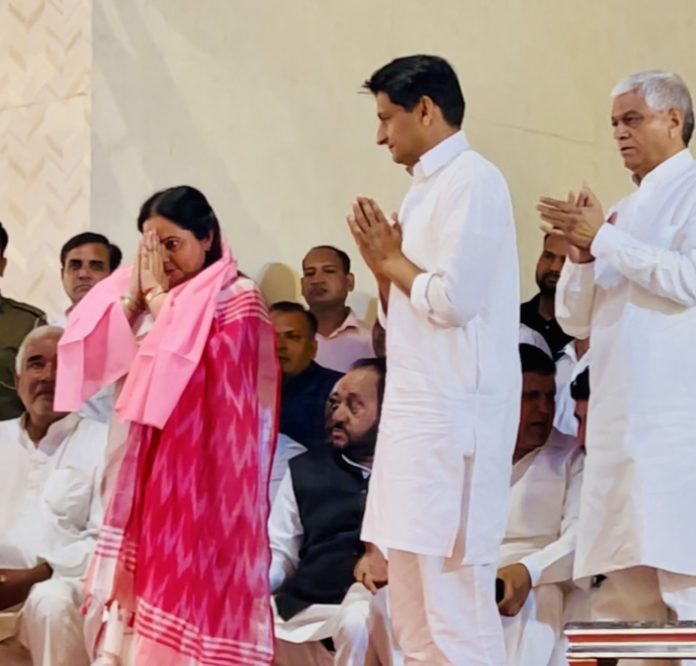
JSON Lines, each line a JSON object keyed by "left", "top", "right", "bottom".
{"left": 538, "top": 70, "right": 696, "bottom": 647}
{"left": 0, "top": 326, "right": 107, "bottom": 666}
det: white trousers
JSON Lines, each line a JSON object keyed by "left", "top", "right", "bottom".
{"left": 0, "top": 578, "right": 90, "bottom": 666}
{"left": 501, "top": 583, "right": 565, "bottom": 666}
{"left": 591, "top": 565, "right": 696, "bottom": 666}
{"left": 274, "top": 583, "right": 372, "bottom": 666}
{"left": 388, "top": 550, "right": 506, "bottom": 666}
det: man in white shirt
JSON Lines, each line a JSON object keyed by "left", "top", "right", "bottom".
{"left": 348, "top": 55, "right": 521, "bottom": 665}
{"left": 301, "top": 246, "right": 374, "bottom": 373}
{"left": 497, "top": 345, "right": 584, "bottom": 666}
{"left": 54, "top": 232, "right": 121, "bottom": 327}
{"left": 0, "top": 326, "right": 107, "bottom": 666}
{"left": 270, "top": 358, "right": 386, "bottom": 666}
{"left": 53, "top": 232, "right": 122, "bottom": 424}
{"left": 539, "top": 70, "right": 696, "bottom": 650}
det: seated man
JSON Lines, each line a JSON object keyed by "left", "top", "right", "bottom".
{"left": 269, "top": 358, "right": 385, "bottom": 666}
{"left": 55, "top": 232, "right": 122, "bottom": 424}
{"left": 301, "top": 246, "right": 374, "bottom": 372}
{"left": 0, "top": 326, "right": 107, "bottom": 666}
{"left": 497, "top": 344, "right": 584, "bottom": 666}
{"left": 270, "top": 301, "right": 342, "bottom": 452}
{"left": 0, "top": 221, "right": 46, "bottom": 421}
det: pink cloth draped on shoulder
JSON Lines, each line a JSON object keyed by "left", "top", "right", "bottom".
{"left": 55, "top": 245, "right": 280, "bottom": 665}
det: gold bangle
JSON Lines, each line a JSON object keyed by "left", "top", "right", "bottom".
{"left": 120, "top": 295, "right": 142, "bottom": 313}
{"left": 144, "top": 285, "right": 168, "bottom": 306}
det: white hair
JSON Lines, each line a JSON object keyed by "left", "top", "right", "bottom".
{"left": 15, "top": 325, "right": 64, "bottom": 375}
{"left": 612, "top": 69, "right": 694, "bottom": 145}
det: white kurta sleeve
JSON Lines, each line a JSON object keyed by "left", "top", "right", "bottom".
{"left": 410, "top": 176, "right": 512, "bottom": 328}
{"left": 591, "top": 221, "right": 696, "bottom": 307}
{"left": 555, "top": 261, "right": 596, "bottom": 339}
{"left": 519, "top": 451, "right": 584, "bottom": 587}
{"left": 37, "top": 466, "right": 103, "bottom": 579}
{"left": 268, "top": 470, "right": 303, "bottom": 593}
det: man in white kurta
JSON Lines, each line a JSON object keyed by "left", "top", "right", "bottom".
{"left": 540, "top": 70, "right": 696, "bottom": 647}
{"left": 349, "top": 55, "right": 520, "bottom": 665}
{"left": 497, "top": 345, "right": 584, "bottom": 666}
{"left": 0, "top": 326, "right": 107, "bottom": 666}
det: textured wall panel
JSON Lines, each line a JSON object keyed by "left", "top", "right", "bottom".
{"left": 0, "top": 0, "right": 91, "bottom": 318}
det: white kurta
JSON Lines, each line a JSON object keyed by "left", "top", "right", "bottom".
{"left": 501, "top": 436, "right": 584, "bottom": 586}
{"left": 269, "top": 462, "right": 372, "bottom": 643}
{"left": 553, "top": 344, "right": 591, "bottom": 438}
{"left": 556, "top": 148, "right": 696, "bottom": 579}
{"left": 361, "top": 131, "right": 521, "bottom": 563}
{"left": 500, "top": 438, "right": 584, "bottom": 666}
{"left": 0, "top": 413, "right": 107, "bottom": 664}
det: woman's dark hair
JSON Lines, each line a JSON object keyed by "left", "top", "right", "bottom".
{"left": 137, "top": 186, "right": 222, "bottom": 267}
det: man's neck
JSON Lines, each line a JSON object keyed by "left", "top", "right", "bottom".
{"left": 25, "top": 415, "right": 59, "bottom": 445}
{"left": 417, "top": 127, "right": 460, "bottom": 160}
{"left": 311, "top": 305, "right": 350, "bottom": 337}
{"left": 283, "top": 362, "right": 315, "bottom": 385}
{"left": 344, "top": 452, "right": 374, "bottom": 470}
{"left": 537, "top": 293, "right": 555, "bottom": 321}
{"left": 633, "top": 145, "right": 686, "bottom": 185}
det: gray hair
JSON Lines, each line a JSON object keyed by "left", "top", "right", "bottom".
{"left": 15, "top": 325, "right": 64, "bottom": 374}
{"left": 612, "top": 70, "right": 694, "bottom": 145}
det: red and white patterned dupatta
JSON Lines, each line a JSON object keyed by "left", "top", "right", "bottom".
{"left": 56, "top": 247, "right": 279, "bottom": 665}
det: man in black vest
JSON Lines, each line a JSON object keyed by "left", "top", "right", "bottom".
{"left": 269, "top": 357, "right": 386, "bottom": 666}
{"left": 520, "top": 234, "right": 573, "bottom": 359}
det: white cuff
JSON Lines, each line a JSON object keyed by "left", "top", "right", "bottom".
{"left": 410, "top": 272, "right": 435, "bottom": 318}
{"left": 590, "top": 222, "right": 627, "bottom": 260}
{"left": 518, "top": 556, "right": 542, "bottom": 587}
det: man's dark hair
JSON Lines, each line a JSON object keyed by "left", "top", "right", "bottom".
{"left": 307, "top": 245, "right": 351, "bottom": 274}
{"left": 363, "top": 55, "right": 465, "bottom": 128}
{"left": 60, "top": 232, "right": 121, "bottom": 271}
{"left": 0, "top": 222, "right": 8, "bottom": 255}
{"left": 351, "top": 356, "right": 387, "bottom": 411}
{"left": 269, "top": 301, "right": 318, "bottom": 337}
{"left": 109, "top": 244, "right": 123, "bottom": 271}
{"left": 570, "top": 368, "right": 590, "bottom": 402}
{"left": 519, "top": 343, "right": 556, "bottom": 375}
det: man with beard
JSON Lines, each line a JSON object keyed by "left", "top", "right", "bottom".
{"left": 520, "top": 235, "right": 573, "bottom": 358}
{"left": 269, "top": 358, "right": 386, "bottom": 666}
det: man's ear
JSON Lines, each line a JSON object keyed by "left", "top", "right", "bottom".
{"left": 347, "top": 273, "right": 356, "bottom": 293}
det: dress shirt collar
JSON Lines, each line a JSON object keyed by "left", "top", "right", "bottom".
{"left": 413, "top": 131, "right": 470, "bottom": 181}
{"left": 326, "top": 309, "right": 362, "bottom": 338}
{"left": 633, "top": 148, "right": 694, "bottom": 187}
{"left": 18, "top": 411, "right": 81, "bottom": 455}
{"left": 340, "top": 453, "right": 372, "bottom": 479}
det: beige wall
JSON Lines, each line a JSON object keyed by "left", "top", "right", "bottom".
{"left": 0, "top": 0, "right": 91, "bottom": 318}
{"left": 89, "top": 0, "right": 696, "bottom": 317}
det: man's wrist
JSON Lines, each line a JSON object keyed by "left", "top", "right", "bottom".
{"left": 378, "top": 253, "right": 406, "bottom": 281}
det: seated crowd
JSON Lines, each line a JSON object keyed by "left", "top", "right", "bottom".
{"left": 0, "top": 220, "right": 593, "bottom": 666}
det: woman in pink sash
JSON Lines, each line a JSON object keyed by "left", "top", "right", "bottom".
{"left": 55, "top": 186, "right": 279, "bottom": 665}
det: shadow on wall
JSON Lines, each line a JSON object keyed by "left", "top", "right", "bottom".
{"left": 91, "top": 1, "right": 279, "bottom": 265}
{"left": 257, "top": 261, "right": 377, "bottom": 323}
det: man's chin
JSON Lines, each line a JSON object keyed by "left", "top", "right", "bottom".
{"left": 330, "top": 435, "right": 349, "bottom": 448}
